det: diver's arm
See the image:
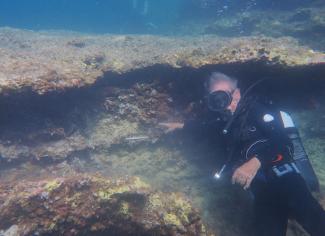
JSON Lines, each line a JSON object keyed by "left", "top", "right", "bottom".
{"left": 159, "top": 118, "right": 223, "bottom": 142}
{"left": 182, "top": 117, "right": 224, "bottom": 138}
{"left": 159, "top": 122, "right": 184, "bottom": 133}
{"left": 232, "top": 157, "right": 261, "bottom": 190}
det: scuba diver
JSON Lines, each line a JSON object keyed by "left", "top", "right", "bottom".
{"left": 160, "top": 72, "right": 325, "bottom": 236}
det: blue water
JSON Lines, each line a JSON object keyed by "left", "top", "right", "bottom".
{"left": 0, "top": 0, "right": 317, "bottom": 35}
{"left": 0, "top": 0, "right": 182, "bottom": 34}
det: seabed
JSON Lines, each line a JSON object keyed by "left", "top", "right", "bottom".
{"left": 0, "top": 26, "right": 324, "bottom": 236}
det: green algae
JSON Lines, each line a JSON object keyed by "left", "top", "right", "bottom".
{"left": 97, "top": 186, "right": 130, "bottom": 200}
{"left": 163, "top": 213, "right": 182, "bottom": 227}
{"left": 119, "top": 201, "right": 130, "bottom": 215}
{"left": 48, "top": 222, "right": 56, "bottom": 231}
{"left": 132, "top": 176, "right": 150, "bottom": 189}
{"left": 44, "top": 180, "right": 62, "bottom": 192}
{"left": 170, "top": 193, "right": 193, "bottom": 224}
{"left": 147, "top": 192, "right": 194, "bottom": 227}
{"left": 148, "top": 193, "right": 164, "bottom": 208}
{"left": 96, "top": 177, "right": 149, "bottom": 200}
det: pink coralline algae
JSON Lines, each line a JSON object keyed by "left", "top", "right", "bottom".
{"left": 0, "top": 174, "right": 211, "bottom": 236}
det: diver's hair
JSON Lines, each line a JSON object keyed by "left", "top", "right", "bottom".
{"left": 205, "top": 72, "right": 238, "bottom": 92}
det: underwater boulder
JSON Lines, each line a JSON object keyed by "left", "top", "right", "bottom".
{"left": 0, "top": 174, "right": 210, "bottom": 236}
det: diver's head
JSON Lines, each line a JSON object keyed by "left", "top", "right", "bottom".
{"left": 205, "top": 72, "right": 241, "bottom": 114}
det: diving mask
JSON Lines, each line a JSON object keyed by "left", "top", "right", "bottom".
{"left": 207, "top": 90, "right": 234, "bottom": 112}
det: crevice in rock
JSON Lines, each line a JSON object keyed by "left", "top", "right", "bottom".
{"left": 0, "top": 62, "right": 324, "bottom": 236}
{"left": 0, "top": 62, "right": 324, "bottom": 168}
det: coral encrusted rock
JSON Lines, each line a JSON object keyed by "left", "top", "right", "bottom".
{"left": 0, "top": 174, "right": 210, "bottom": 236}
{"left": 0, "top": 27, "right": 324, "bottom": 95}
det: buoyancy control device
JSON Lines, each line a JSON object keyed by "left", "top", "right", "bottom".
{"left": 279, "top": 111, "right": 320, "bottom": 192}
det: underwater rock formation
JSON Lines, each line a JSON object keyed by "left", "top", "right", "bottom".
{"left": 0, "top": 27, "right": 323, "bottom": 165}
{"left": 0, "top": 27, "right": 324, "bottom": 95}
{"left": 0, "top": 27, "right": 324, "bottom": 236}
{"left": 0, "top": 81, "right": 174, "bottom": 163}
{"left": 0, "top": 174, "right": 209, "bottom": 236}
{"left": 203, "top": 6, "right": 325, "bottom": 50}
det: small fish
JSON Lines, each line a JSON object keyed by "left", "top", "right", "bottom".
{"left": 125, "top": 136, "right": 150, "bottom": 141}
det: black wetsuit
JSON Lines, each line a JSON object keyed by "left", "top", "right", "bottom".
{"left": 183, "top": 99, "right": 325, "bottom": 236}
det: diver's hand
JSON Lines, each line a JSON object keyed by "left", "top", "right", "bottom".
{"left": 232, "top": 157, "right": 261, "bottom": 190}
{"left": 159, "top": 122, "right": 184, "bottom": 133}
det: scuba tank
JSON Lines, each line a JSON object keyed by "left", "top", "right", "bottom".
{"left": 279, "top": 111, "right": 320, "bottom": 192}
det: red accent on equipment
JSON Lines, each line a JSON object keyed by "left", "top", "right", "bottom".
{"left": 272, "top": 154, "right": 283, "bottom": 163}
